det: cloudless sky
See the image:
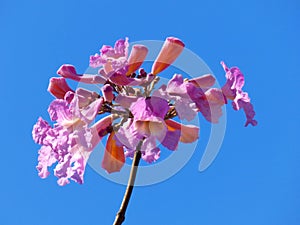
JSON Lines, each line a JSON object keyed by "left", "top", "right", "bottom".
{"left": 1, "top": 0, "right": 299, "bottom": 225}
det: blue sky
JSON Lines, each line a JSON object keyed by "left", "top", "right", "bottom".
{"left": 1, "top": 0, "right": 299, "bottom": 225}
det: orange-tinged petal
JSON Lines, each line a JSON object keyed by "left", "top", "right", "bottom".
{"left": 151, "top": 37, "right": 185, "bottom": 75}
{"left": 126, "top": 45, "right": 148, "bottom": 75}
{"left": 102, "top": 131, "right": 125, "bottom": 173}
{"left": 165, "top": 119, "right": 199, "bottom": 143}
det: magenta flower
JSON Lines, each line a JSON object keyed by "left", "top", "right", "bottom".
{"left": 221, "top": 61, "right": 257, "bottom": 126}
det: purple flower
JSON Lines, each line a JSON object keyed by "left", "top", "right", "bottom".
{"left": 221, "top": 61, "right": 257, "bottom": 126}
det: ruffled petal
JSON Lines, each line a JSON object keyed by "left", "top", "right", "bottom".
{"left": 32, "top": 117, "right": 52, "bottom": 145}
{"left": 141, "top": 137, "right": 161, "bottom": 163}
{"left": 36, "top": 146, "right": 57, "bottom": 178}
{"left": 48, "top": 99, "right": 72, "bottom": 123}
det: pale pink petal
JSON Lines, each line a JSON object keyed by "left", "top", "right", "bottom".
{"left": 189, "top": 74, "right": 216, "bottom": 88}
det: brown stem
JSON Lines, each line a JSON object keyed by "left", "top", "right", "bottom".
{"left": 112, "top": 141, "right": 143, "bottom": 225}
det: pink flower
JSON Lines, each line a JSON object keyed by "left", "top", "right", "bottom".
{"left": 89, "top": 38, "right": 129, "bottom": 72}
{"left": 32, "top": 94, "right": 111, "bottom": 185}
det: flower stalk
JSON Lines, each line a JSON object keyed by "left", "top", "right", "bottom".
{"left": 112, "top": 140, "right": 143, "bottom": 225}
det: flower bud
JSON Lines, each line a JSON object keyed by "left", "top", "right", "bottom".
{"left": 126, "top": 45, "right": 148, "bottom": 75}
{"left": 151, "top": 37, "right": 185, "bottom": 75}
{"left": 48, "top": 77, "right": 74, "bottom": 99}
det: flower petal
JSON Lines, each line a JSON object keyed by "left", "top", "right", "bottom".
{"left": 102, "top": 132, "right": 125, "bottom": 173}
{"left": 32, "top": 117, "right": 52, "bottom": 145}
{"left": 161, "top": 129, "right": 181, "bottom": 151}
{"left": 48, "top": 99, "right": 72, "bottom": 123}
{"left": 57, "top": 64, "right": 106, "bottom": 84}
{"left": 189, "top": 74, "right": 216, "bottom": 88}
{"left": 130, "top": 97, "right": 169, "bottom": 120}
{"left": 165, "top": 119, "right": 199, "bottom": 143}
{"left": 141, "top": 137, "right": 161, "bottom": 163}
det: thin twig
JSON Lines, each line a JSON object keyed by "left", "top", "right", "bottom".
{"left": 112, "top": 140, "right": 143, "bottom": 225}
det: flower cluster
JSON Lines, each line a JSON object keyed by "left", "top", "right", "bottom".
{"left": 32, "top": 37, "right": 257, "bottom": 185}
